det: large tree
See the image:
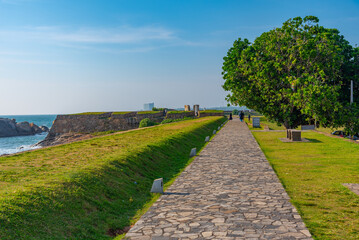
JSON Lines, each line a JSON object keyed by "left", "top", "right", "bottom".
{"left": 222, "top": 16, "right": 359, "bottom": 130}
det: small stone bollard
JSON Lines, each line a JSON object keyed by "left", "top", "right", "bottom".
{"left": 190, "top": 148, "right": 196, "bottom": 157}
{"left": 213, "top": 130, "right": 216, "bottom": 135}
{"left": 218, "top": 126, "right": 220, "bottom": 130}
{"left": 205, "top": 136, "right": 210, "bottom": 142}
{"left": 150, "top": 178, "right": 163, "bottom": 193}
{"left": 291, "top": 130, "right": 302, "bottom": 141}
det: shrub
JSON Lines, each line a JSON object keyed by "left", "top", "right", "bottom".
{"left": 232, "top": 109, "right": 239, "bottom": 115}
{"left": 139, "top": 118, "right": 156, "bottom": 128}
{"left": 152, "top": 107, "right": 165, "bottom": 111}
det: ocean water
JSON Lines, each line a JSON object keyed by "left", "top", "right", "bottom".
{"left": 0, "top": 115, "right": 57, "bottom": 155}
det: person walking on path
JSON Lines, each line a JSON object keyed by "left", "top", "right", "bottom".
{"left": 229, "top": 113, "right": 233, "bottom": 120}
{"left": 248, "top": 113, "right": 251, "bottom": 121}
{"left": 239, "top": 111, "right": 244, "bottom": 122}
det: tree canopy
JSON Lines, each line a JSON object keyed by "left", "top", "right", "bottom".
{"left": 222, "top": 16, "right": 359, "bottom": 131}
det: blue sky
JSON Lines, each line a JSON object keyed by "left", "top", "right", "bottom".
{"left": 0, "top": 0, "right": 358, "bottom": 114}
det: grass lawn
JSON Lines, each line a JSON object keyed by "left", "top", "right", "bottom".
{"left": 0, "top": 116, "right": 225, "bottom": 240}
{"left": 200, "top": 110, "right": 224, "bottom": 113}
{"left": 252, "top": 131, "right": 359, "bottom": 240}
{"left": 315, "top": 126, "right": 344, "bottom": 134}
{"left": 244, "top": 116, "right": 285, "bottom": 130}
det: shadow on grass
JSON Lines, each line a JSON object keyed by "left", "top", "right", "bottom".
{"left": 306, "top": 138, "right": 323, "bottom": 143}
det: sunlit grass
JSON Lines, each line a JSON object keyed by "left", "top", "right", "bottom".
{"left": 252, "top": 131, "right": 359, "bottom": 240}
{"left": 0, "top": 116, "right": 225, "bottom": 239}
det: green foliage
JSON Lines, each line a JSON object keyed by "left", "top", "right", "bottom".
{"left": 253, "top": 131, "right": 359, "bottom": 239}
{"left": 139, "top": 118, "right": 156, "bottom": 128}
{"left": 152, "top": 107, "right": 165, "bottom": 111}
{"left": 232, "top": 109, "right": 239, "bottom": 115}
{"left": 0, "top": 117, "right": 226, "bottom": 239}
{"left": 222, "top": 16, "right": 359, "bottom": 129}
{"left": 161, "top": 117, "right": 193, "bottom": 124}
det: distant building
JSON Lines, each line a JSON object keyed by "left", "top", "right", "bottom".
{"left": 144, "top": 102, "right": 154, "bottom": 111}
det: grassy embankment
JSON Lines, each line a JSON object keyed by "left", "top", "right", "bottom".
{"left": 0, "top": 116, "right": 226, "bottom": 240}
{"left": 252, "top": 131, "right": 359, "bottom": 240}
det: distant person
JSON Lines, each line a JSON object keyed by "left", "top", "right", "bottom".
{"left": 229, "top": 113, "right": 233, "bottom": 120}
{"left": 239, "top": 111, "right": 244, "bottom": 122}
{"left": 248, "top": 114, "right": 251, "bottom": 121}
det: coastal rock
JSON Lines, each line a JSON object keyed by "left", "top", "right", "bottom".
{"left": 36, "top": 133, "right": 93, "bottom": 147}
{"left": 0, "top": 118, "right": 49, "bottom": 138}
{"left": 16, "top": 122, "right": 33, "bottom": 136}
{"left": 39, "top": 126, "right": 49, "bottom": 132}
{"left": 0, "top": 118, "right": 17, "bottom": 137}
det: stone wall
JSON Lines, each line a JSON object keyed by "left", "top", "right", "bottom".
{"left": 199, "top": 112, "right": 224, "bottom": 117}
{"left": 166, "top": 111, "right": 195, "bottom": 119}
{"left": 48, "top": 112, "right": 165, "bottom": 137}
{"left": 47, "top": 110, "right": 224, "bottom": 139}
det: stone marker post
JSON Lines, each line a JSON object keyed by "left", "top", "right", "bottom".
{"left": 252, "top": 117, "right": 260, "bottom": 128}
{"left": 151, "top": 178, "right": 164, "bottom": 193}
{"left": 190, "top": 148, "right": 197, "bottom": 157}
{"left": 291, "top": 130, "right": 302, "bottom": 141}
{"left": 213, "top": 130, "right": 216, "bottom": 135}
{"left": 205, "top": 136, "right": 210, "bottom": 142}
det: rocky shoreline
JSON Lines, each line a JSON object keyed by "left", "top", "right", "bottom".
{"left": 34, "top": 133, "right": 93, "bottom": 147}
{"left": 0, "top": 118, "right": 49, "bottom": 138}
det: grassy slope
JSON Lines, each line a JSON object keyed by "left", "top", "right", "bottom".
{"left": 0, "top": 117, "right": 225, "bottom": 240}
{"left": 252, "top": 131, "right": 359, "bottom": 240}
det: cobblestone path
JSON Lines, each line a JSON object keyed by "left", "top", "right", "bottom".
{"left": 125, "top": 118, "right": 312, "bottom": 239}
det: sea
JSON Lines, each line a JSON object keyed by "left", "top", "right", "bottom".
{"left": 0, "top": 115, "right": 57, "bottom": 156}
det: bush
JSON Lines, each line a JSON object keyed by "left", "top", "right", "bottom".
{"left": 232, "top": 109, "right": 239, "bottom": 115}
{"left": 152, "top": 107, "right": 165, "bottom": 111}
{"left": 139, "top": 118, "right": 156, "bottom": 128}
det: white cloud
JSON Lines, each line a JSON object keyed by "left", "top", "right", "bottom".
{"left": 0, "top": 25, "right": 175, "bottom": 44}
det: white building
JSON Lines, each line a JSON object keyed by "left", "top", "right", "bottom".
{"left": 143, "top": 102, "right": 154, "bottom": 111}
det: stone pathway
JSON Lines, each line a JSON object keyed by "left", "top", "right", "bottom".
{"left": 125, "top": 118, "right": 312, "bottom": 239}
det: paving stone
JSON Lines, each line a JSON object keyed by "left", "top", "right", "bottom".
{"left": 125, "top": 118, "right": 312, "bottom": 239}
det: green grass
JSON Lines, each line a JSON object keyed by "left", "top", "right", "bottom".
{"left": 252, "top": 131, "right": 359, "bottom": 240}
{"left": 200, "top": 110, "right": 224, "bottom": 113}
{"left": 112, "top": 112, "right": 131, "bottom": 115}
{"left": 167, "top": 110, "right": 188, "bottom": 114}
{"left": 161, "top": 117, "right": 193, "bottom": 124}
{"left": 315, "top": 126, "right": 344, "bottom": 134}
{"left": 244, "top": 117, "right": 264, "bottom": 130}
{"left": 91, "top": 130, "right": 118, "bottom": 136}
{"left": 0, "top": 116, "right": 226, "bottom": 240}
{"left": 136, "top": 111, "right": 160, "bottom": 114}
